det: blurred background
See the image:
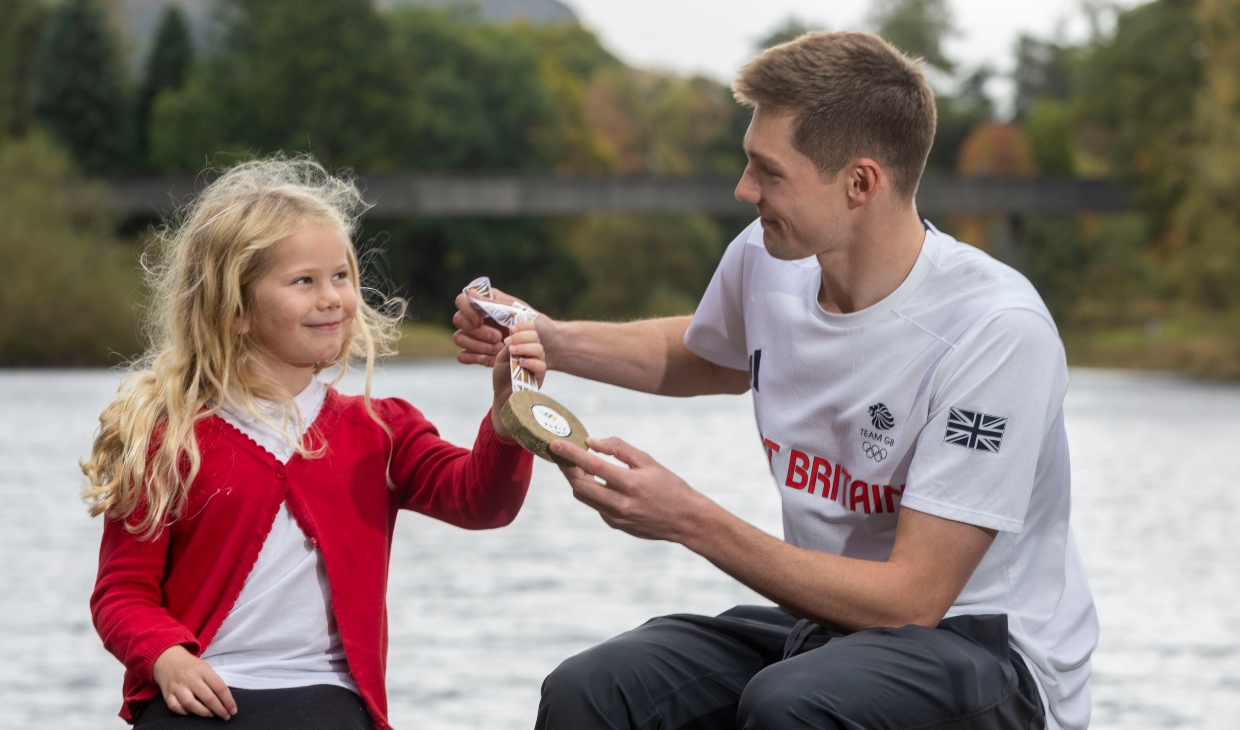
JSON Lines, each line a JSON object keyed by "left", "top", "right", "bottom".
{"left": 3, "top": 0, "right": 1239, "bottom": 373}
{"left": 1, "top": 0, "right": 1238, "bottom": 728}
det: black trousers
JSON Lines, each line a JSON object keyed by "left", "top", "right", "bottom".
{"left": 133, "top": 684, "right": 371, "bottom": 730}
{"left": 537, "top": 606, "right": 1045, "bottom": 730}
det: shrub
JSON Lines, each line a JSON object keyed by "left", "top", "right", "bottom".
{"left": 0, "top": 135, "right": 141, "bottom": 366}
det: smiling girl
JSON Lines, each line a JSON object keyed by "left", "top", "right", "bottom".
{"left": 82, "top": 158, "right": 541, "bottom": 729}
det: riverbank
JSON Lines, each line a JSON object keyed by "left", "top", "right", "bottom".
{"left": 1064, "top": 316, "right": 1240, "bottom": 380}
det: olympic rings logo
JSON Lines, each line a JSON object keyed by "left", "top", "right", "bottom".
{"left": 862, "top": 441, "right": 887, "bottom": 462}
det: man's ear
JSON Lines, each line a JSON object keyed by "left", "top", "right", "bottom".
{"left": 845, "top": 158, "right": 884, "bottom": 209}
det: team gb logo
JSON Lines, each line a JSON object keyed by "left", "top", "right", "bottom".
{"left": 868, "top": 403, "right": 895, "bottom": 430}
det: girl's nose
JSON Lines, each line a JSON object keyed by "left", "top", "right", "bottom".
{"left": 320, "top": 284, "right": 342, "bottom": 310}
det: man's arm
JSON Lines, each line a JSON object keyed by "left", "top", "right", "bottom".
{"left": 452, "top": 291, "right": 750, "bottom": 397}
{"left": 551, "top": 437, "right": 996, "bottom": 630}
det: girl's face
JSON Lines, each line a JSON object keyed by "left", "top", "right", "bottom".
{"left": 242, "top": 224, "right": 358, "bottom": 393}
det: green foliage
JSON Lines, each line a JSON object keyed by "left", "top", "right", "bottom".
{"left": 1073, "top": 0, "right": 1200, "bottom": 231}
{"left": 0, "top": 0, "right": 49, "bottom": 137}
{"left": 927, "top": 69, "right": 993, "bottom": 174}
{"left": 369, "top": 217, "right": 586, "bottom": 324}
{"left": 509, "top": 20, "right": 620, "bottom": 80}
{"left": 152, "top": 0, "right": 414, "bottom": 172}
{"left": 1170, "top": 0, "right": 1240, "bottom": 313}
{"left": 582, "top": 67, "right": 748, "bottom": 176}
{"left": 1012, "top": 35, "right": 1075, "bottom": 121}
{"left": 0, "top": 134, "right": 141, "bottom": 365}
{"left": 1025, "top": 99, "right": 1074, "bottom": 175}
{"left": 869, "top": 0, "right": 956, "bottom": 73}
{"left": 31, "top": 0, "right": 136, "bottom": 174}
{"left": 566, "top": 214, "right": 727, "bottom": 319}
{"left": 387, "top": 7, "right": 563, "bottom": 170}
{"left": 1022, "top": 213, "right": 1155, "bottom": 330}
{"left": 136, "top": 6, "right": 193, "bottom": 165}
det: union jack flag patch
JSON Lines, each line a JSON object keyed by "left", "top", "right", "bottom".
{"left": 944, "top": 408, "right": 1007, "bottom": 453}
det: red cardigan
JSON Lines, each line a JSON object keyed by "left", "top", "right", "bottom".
{"left": 90, "top": 389, "right": 534, "bottom": 728}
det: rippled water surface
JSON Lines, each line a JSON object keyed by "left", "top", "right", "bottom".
{"left": 0, "top": 365, "right": 1236, "bottom": 729}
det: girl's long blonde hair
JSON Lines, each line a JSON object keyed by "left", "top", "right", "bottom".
{"left": 82, "top": 156, "right": 404, "bottom": 539}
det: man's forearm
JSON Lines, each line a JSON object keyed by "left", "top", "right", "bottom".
{"left": 542, "top": 316, "right": 748, "bottom": 397}
{"left": 678, "top": 502, "right": 994, "bottom": 631}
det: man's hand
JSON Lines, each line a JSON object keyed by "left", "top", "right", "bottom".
{"left": 550, "top": 437, "right": 718, "bottom": 544}
{"left": 452, "top": 284, "right": 747, "bottom": 397}
{"left": 152, "top": 644, "right": 237, "bottom": 720}
{"left": 454, "top": 285, "right": 552, "bottom": 369}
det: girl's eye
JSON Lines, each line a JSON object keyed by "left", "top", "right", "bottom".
{"left": 294, "top": 277, "right": 311, "bottom": 285}
{"left": 333, "top": 272, "right": 348, "bottom": 281}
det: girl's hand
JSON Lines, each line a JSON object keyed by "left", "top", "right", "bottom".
{"left": 491, "top": 320, "right": 546, "bottom": 440}
{"left": 152, "top": 644, "right": 237, "bottom": 720}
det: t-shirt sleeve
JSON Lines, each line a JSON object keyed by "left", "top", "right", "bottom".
{"left": 901, "top": 308, "right": 1068, "bottom": 533}
{"left": 683, "top": 220, "right": 759, "bottom": 371}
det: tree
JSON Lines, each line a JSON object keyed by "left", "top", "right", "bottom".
{"left": 869, "top": 0, "right": 956, "bottom": 73}
{"left": 387, "top": 7, "right": 564, "bottom": 170}
{"left": 31, "top": 0, "right": 135, "bottom": 174}
{"left": 136, "top": 6, "right": 193, "bottom": 165}
{"left": 0, "top": 0, "right": 49, "bottom": 138}
{"left": 927, "top": 67, "right": 993, "bottom": 174}
{"left": 566, "top": 214, "right": 725, "bottom": 319}
{"left": 1012, "top": 35, "right": 1074, "bottom": 121}
{"left": 1073, "top": 0, "right": 1199, "bottom": 235}
{"left": 1172, "top": 0, "right": 1240, "bottom": 313}
{"left": 583, "top": 68, "right": 747, "bottom": 176}
{"left": 0, "top": 134, "right": 141, "bottom": 365}
{"left": 151, "top": 0, "right": 414, "bottom": 172}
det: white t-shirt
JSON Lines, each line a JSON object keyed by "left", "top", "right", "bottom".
{"left": 202, "top": 379, "right": 358, "bottom": 694}
{"left": 684, "top": 220, "right": 1098, "bottom": 730}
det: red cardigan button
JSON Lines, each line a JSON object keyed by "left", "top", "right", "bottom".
{"left": 275, "top": 465, "right": 286, "bottom": 480}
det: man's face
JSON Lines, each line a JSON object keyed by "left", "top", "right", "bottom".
{"left": 734, "top": 108, "right": 847, "bottom": 260}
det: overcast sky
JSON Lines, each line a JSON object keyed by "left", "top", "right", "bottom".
{"left": 561, "top": 0, "right": 1147, "bottom": 115}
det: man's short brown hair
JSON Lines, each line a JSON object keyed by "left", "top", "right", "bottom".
{"left": 733, "top": 32, "right": 936, "bottom": 198}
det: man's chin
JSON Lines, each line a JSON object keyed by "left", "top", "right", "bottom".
{"left": 761, "top": 229, "right": 806, "bottom": 261}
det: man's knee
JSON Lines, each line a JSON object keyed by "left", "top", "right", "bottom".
{"left": 737, "top": 662, "right": 843, "bottom": 730}
{"left": 543, "top": 640, "right": 626, "bottom": 706}
{"left": 540, "top": 629, "right": 670, "bottom": 719}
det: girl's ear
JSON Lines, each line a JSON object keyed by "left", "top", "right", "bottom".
{"left": 232, "top": 314, "right": 250, "bottom": 336}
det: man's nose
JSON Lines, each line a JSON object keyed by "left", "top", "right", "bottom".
{"left": 735, "top": 168, "right": 760, "bottom": 204}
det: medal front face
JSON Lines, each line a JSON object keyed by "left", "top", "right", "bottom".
{"left": 500, "top": 390, "right": 589, "bottom": 466}
{"left": 531, "top": 405, "right": 572, "bottom": 438}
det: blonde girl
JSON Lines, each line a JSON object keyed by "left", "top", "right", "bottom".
{"left": 84, "top": 158, "right": 542, "bottom": 729}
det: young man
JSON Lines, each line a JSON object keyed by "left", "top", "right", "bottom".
{"left": 453, "top": 32, "right": 1096, "bottom": 730}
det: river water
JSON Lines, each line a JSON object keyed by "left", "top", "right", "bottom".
{"left": 0, "top": 365, "right": 1236, "bottom": 729}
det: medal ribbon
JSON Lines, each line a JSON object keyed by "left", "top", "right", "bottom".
{"left": 463, "top": 276, "right": 540, "bottom": 393}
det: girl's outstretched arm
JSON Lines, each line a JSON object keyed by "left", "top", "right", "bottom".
{"left": 381, "top": 399, "right": 534, "bottom": 530}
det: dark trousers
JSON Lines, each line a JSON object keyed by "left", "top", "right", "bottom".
{"left": 537, "top": 606, "right": 1044, "bottom": 730}
{"left": 133, "top": 684, "right": 371, "bottom": 730}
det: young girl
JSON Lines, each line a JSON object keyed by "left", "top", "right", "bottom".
{"left": 83, "top": 158, "right": 543, "bottom": 729}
